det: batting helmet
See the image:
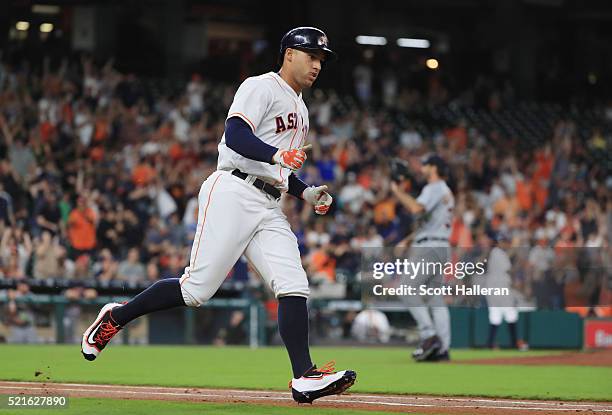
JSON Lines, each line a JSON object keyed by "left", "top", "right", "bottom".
{"left": 279, "top": 27, "right": 337, "bottom": 64}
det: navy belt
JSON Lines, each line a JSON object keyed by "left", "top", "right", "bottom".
{"left": 415, "top": 237, "right": 448, "bottom": 244}
{"left": 232, "top": 169, "right": 281, "bottom": 199}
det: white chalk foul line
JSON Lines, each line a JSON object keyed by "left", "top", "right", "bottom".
{"left": 1, "top": 382, "right": 611, "bottom": 412}
{"left": 352, "top": 395, "right": 612, "bottom": 409}
{"left": 7, "top": 381, "right": 610, "bottom": 407}
{"left": 6, "top": 381, "right": 610, "bottom": 408}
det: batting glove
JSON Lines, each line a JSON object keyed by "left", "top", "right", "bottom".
{"left": 303, "top": 185, "right": 333, "bottom": 215}
{"left": 272, "top": 144, "right": 311, "bottom": 171}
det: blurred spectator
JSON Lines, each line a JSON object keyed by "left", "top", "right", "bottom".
{"left": 167, "top": 212, "right": 187, "bottom": 246}
{"left": 63, "top": 285, "right": 98, "bottom": 343}
{"left": 0, "top": 55, "right": 606, "bottom": 314}
{"left": 351, "top": 309, "right": 391, "bottom": 343}
{"left": 93, "top": 248, "right": 118, "bottom": 282}
{"left": 67, "top": 196, "right": 97, "bottom": 258}
{"left": 160, "top": 251, "right": 184, "bottom": 279}
{"left": 182, "top": 193, "right": 199, "bottom": 231}
{"left": 3, "top": 283, "right": 37, "bottom": 343}
{"left": 527, "top": 232, "right": 555, "bottom": 282}
{"left": 96, "top": 209, "right": 121, "bottom": 255}
{"left": 399, "top": 126, "right": 423, "bottom": 150}
{"left": 6, "top": 133, "right": 36, "bottom": 184}
{"left": 0, "top": 159, "right": 24, "bottom": 221}
{"left": 339, "top": 172, "right": 374, "bottom": 214}
{"left": 0, "top": 226, "right": 32, "bottom": 278}
{"left": 307, "top": 244, "right": 336, "bottom": 283}
{"left": 33, "top": 231, "right": 65, "bottom": 279}
{"left": 35, "top": 191, "right": 62, "bottom": 237}
{"left": 121, "top": 209, "right": 144, "bottom": 249}
{"left": 0, "top": 182, "right": 14, "bottom": 226}
{"left": 305, "top": 221, "right": 330, "bottom": 249}
{"left": 186, "top": 74, "right": 205, "bottom": 118}
{"left": 153, "top": 180, "right": 178, "bottom": 220}
{"left": 132, "top": 158, "right": 156, "bottom": 187}
{"left": 72, "top": 254, "right": 92, "bottom": 280}
{"left": 353, "top": 61, "right": 373, "bottom": 105}
{"left": 144, "top": 216, "right": 167, "bottom": 259}
{"left": 145, "top": 259, "right": 161, "bottom": 282}
{"left": 214, "top": 310, "right": 247, "bottom": 345}
{"left": 117, "top": 247, "right": 146, "bottom": 284}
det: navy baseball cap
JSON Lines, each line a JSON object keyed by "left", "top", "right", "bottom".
{"left": 421, "top": 154, "right": 448, "bottom": 175}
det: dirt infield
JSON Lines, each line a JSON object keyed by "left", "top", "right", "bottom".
{"left": 1, "top": 381, "right": 611, "bottom": 414}
{"left": 462, "top": 349, "right": 612, "bottom": 367}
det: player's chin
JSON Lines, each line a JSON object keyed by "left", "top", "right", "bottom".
{"left": 304, "top": 76, "right": 317, "bottom": 87}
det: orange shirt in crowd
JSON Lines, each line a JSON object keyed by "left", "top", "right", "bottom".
{"left": 373, "top": 199, "right": 396, "bottom": 224}
{"left": 357, "top": 173, "right": 372, "bottom": 190}
{"left": 62, "top": 102, "right": 73, "bottom": 123}
{"left": 40, "top": 121, "right": 55, "bottom": 142}
{"left": 68, "top": 208, "right": 97, "bottom": 250}
{"left": 493, "top": 195, "right": 519, "bottom": 226}
{"left": 156, "top": 123, "right": 173, "bottom": 140}
{"left": 90, "top": 146, "right": 105, "bottom": 161}
{"left": 532, "top": 179, "right": 548, "bottom": 208}
{"left": 94, "top": 119, "right": 109, "bottom": 142}
{"left": 449, "top": 217, "right": 474, "bottom": 248}
{"left": 132, "top": 163, "right": 156, "bottom": 186}
{"left": 515, "top": 179, "right": 533, "bottom": 211}
{"left": 533, "top": 150, "right": 554, "bottom": 182}
{"left": 445, "top": 126, "right": 467, "bottom": 152}
{"left": 554, "top": 239, "right": 574, "bottom": 253}
{"left": 493, "top": 195, "right": 510, "bottom": 217}
{"left": 337, "top": 148, "right": 349, "bottom": 171}
{"left": 169, "top": 143, "right": 184, "bottom": 161}
{"left": 310, "top": 249, "right": 336, "bottom": 282}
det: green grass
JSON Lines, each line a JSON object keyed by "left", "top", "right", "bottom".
{"left": 0, "top": 345, "right": 610, "bottom": 401}
{"left": 0, "top": 397, "right": 433, "bottom": 415}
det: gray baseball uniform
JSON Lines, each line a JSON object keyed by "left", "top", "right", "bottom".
{"left": 407, "top": 179, "right": 454, "bottom": 353}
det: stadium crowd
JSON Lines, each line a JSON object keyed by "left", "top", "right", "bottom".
{"left": 0, "top": 56, "right": 610, "bottom": 342}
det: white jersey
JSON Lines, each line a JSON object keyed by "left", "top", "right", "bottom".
{"left": 218, "top": 72, "right": 310, "bottom": 192}
{"left": 486, "top": 246, "right": 517, "bottom": 310}
{"left": 414, "top": 180, "right": 454, "bottom": 242}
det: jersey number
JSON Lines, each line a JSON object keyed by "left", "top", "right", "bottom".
{"left": 275, "top": 113, "right": 298, "bottom": 134}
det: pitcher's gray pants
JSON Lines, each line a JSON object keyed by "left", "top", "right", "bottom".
{"left": 404, "top": 242, "right": 451, "bottom": 352}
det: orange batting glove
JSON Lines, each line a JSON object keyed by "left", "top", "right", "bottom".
{"left": 303, "top": 185, "right": 333, "bottom": 215}
{"left": 273, "top": 144, "right": 312, "bottom": 171}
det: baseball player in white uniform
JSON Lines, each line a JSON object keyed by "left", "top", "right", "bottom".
{"left": 81, "top": 27, "right": 356, "bottom": 404}
{"left": 485, "top": 233, "right": 527, "bottom": 349}
{"left": 391, "top": 154, "right": 454, "bottom": 362}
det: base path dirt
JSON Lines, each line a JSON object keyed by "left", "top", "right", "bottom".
{"left": 1, "top": 381, "right": 611, "bottom": 414}
{"left": 462, "top": 349, "right": 612, "bottom": 367}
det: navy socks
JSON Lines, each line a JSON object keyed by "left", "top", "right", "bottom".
{"left": 488, "top": 323, "right": 499, "bottom": 348}
{"left": 278, "top": 296, "right": 313, "bottom": 378}
{"left": 508, "top": 322, "right": 518, "bottom": 347}
{"left": 112, "top": 278, "right": 186, "bottom": 326}
{"left": 112, "top": 282, "right": 313, "bottom": 378}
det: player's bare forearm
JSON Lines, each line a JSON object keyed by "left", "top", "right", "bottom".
{"left": 390, "top": 182, "right": 424, "bottom": 214}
